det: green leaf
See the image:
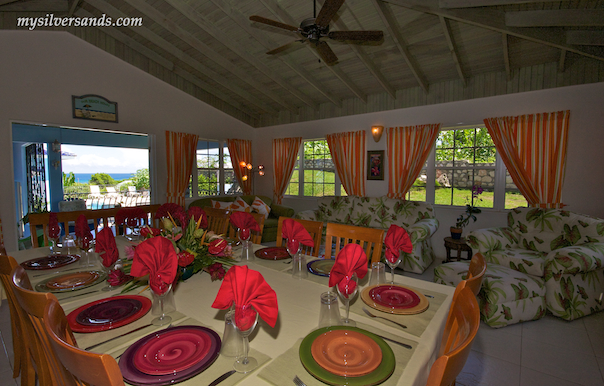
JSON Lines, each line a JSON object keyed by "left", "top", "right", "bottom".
{"left": 550, "top": 235, "right": 571, "bottom": 250}
{"left": 502, "top": 305, "right": 513, "bottom": 320}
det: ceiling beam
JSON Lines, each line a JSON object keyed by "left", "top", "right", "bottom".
{"left": 0, "top": 0, "right": 19, "bottom": 7}
{"left": 317, "top": 0, "right": 396, "bottom": 99}
{"left": 439, "top": 16, "right": 466, "bottom": 86}
{"left": 163, "top": 0, "right": 316, "bottom": 110}
{"left": 567, "top": 31, "right": 604, "bottom": 46}
{"left": 439, "top": 0, "right": 563, "bottom": 8}
{"left": 0, "top": 0, "right": 66, "bottom": 12}
{"left": 122, "top": 0, "right": 299, "bottom": 115}
{"left": 502, "top": 33, "right": 511, "bottom": 80}
{"left": 258, "top": 0, "right": 367, "bottom": 103}
{"left": 209, "top": 0, "right": 341, "bottom": 108}
{"left": 85, "top": 0, "right": 277, "bottom": 116}
{"left": 67, "top": 0, "right": 79, "bottom": 17}
{"left": 384, "top": 0, "right": 604, "bottom": 62}
{"left": 506, "top": 10, "right": 604, "bottom": 27}
{"left": 372, "top": 0, "right": 429, "bottom": 92}
{"left": 559, "top": 49, "right": 566, "bottom": 72}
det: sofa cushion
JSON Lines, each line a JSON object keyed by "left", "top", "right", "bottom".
{"left": 251, "top": 196, "right": 271, "bottom": 219}
{"left": 483, "top": 249, "right": 548, "bottom": 277}
{"left": 316, "top": 196, "right": 355, "bottom": 224}
{"left": 211, "top": 199, "right": 233, "bottom": 210}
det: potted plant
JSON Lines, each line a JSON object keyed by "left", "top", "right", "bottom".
{"left": 450, "top": 185, "right": 483, "bottom": 239}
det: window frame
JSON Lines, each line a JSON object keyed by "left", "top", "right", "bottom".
{"left": 189, "top": 139, "right": 236, "bottom": 198}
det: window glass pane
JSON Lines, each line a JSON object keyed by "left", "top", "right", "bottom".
{"left": 505, "top": 170, "right": 528, "bottom": 209}
{"left": 435, "top": 186, "right": 452, "bottom": 205}
{"left": 198, "top": 170, "right": 219, "bottom": 196}
{"left": 288, "top": 139, "right": 335, "bottom": 197}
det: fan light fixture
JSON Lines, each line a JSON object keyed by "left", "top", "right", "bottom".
{"left": 371, "top": 126, "right": 384, "bottom": 142}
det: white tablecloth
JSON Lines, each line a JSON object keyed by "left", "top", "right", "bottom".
{"left": 9, "top": 240, "right": 454, "bottom": 386}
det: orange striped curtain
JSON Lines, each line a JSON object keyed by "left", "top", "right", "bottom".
{"left": 166, "top": 131, "right": 199, "bottom": 206}
{"left": 484, "top": 110, "right": 570, "bottom": 209}
{"left": 387, "top": 124, "right": 441, "bottom": 199}
{"left": 227, "top": 139, "right": 253, "bottom": 195}
{"left": 272, "top": 137, "right": 302, "bottom": 204}
{"left": 326, "top": 131, "right": 366, "bottom": 196}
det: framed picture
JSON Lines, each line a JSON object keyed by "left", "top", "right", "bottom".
{"left": 72, "top": 94, "right": 118, "bottom": 123}
{"left": 367, "top": 150, "right": 385, "bottom": 180}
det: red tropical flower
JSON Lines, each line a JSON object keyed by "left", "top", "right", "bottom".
{"left": 187, "top": 207, "right": 208, "bottom": 229}
{"left": 177, "top": 251, "right": 195, "bottom": 267}
{"left": 207, "top": 262, "right": 226, "bottom": 281}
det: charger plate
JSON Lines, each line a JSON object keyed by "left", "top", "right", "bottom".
{"left": 67, "top": 295, "right": 152, "bottom": 333}
{"left": 300, "top": 326, "right": 394, "bottom": 386}
{"left": 119, "top": 325, "right": 221, "bottom": 386}
{"left": 21, "top": 254, "right": 80, "bottom": 270}
{"left": 35, "top": 270, "right": 106, "bottom": 293}
{"left": 361, "top": 285, "right": 429, "bottom": 315}
{"left": 255, "top": 246, "right": 290, "bottom": 260}
{"left": 307, "top": 259, "right": 335, "bottom": 277}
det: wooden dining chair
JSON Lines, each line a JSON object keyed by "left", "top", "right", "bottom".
{"left": 275, "top": 217, "right": 324, "bottom": 257}
{"left": 324, "top": 222, "right": 384, "bottom": 263}
{"left": 226, "top": 211, "right": 266, "bottom": 244}
{"left": 203, "top": 207, "right": 231, "bottom": 236}
{"left": 465, "top": 253, "right": 487, "bottom": 297}
{"left": 44, "top": 298, "right": 125, "bottom": 386}
{"left": 426, "top": 284, "right": 480, "bottom": 386}
{"left": 11, "top": 265, "right": 77, "bottom": 386}
{"left": 0, "top": 254, "right": 34, "bottom": 385}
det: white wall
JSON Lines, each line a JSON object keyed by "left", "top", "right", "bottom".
{"left": 254, "top": 81, "right": 604, "bottom": 259}
{"left": 0, "top": 30, "right": 254, "bottom": 251}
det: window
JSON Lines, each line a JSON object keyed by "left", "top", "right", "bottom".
{"left": 285, "top": 139, "right": 344, "bottom": 197}
{"left": 189, "top": 140, "right": 238, "bottom": 198}
{"left": 430, "top": 126, "right": 527, "bottom": 209}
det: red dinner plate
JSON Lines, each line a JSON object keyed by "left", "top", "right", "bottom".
{"left": 132, "top": 329, "right": 213, "bottom": 375}
{"left": 21, "top": 254, "right": 80, "bottom": 270}
{"left": 254, "top": 246, "right": 291, "bottom": 260}
{"left": 46, "top": 271, "right": 100, "bottom": 290}
{"left": 369, "top": 285, "right": 421, "bottom": 309}
{"left": 67, "top": 295, "right": 152, "bottom": 333}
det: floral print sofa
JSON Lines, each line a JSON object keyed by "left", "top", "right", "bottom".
{"left": 466, "top": 207, "right": 604, "bottom": 321}
{"left": 296, "top": 196, "right": 438, "bottom": 273}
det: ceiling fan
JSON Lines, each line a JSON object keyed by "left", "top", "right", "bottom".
{"left": 249, "top": 0, "right": 384, "bottom": 66}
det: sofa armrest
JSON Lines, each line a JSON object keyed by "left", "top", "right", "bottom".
{"left": 407, "top": 218, "right": 439, "bottom": 243}
{"left": 270, "top": 204, "right": 294, "bottom": 219}
{"left": 466, "top": 227, "right": 519, "bottom": 253}
{"left": 544, "top": 243, "right": 604, "bottom": 278}
{"left": 295, "top": 210, "right": 319, "bottom": 221}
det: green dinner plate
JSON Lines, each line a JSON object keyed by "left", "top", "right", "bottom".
{"left": 299, "top": 326, "right": 395, "bottom": 386}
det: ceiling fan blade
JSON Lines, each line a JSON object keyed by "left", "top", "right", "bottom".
{"left": 249, "top": 15, "right": 299, "bottom": 32}
{"left": 328, "top": 30, "right": 384, "bottom": 42}
{"left": 315, "top": 41, "right": 338, "bottom": 65}
{"left": 315, "top": 0, "right": 345, "bottom": 27}
{"left": 266, "top": 40, "right": 306, "bottom": 55}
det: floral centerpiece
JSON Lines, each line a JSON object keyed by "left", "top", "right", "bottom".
{"left": 119, "top": 203, "right": 235, "bottom": 292}
{"left": 451, "top": 185, "right": 483, "bottom": 239}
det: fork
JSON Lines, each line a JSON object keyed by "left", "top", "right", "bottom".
{"left": 293, "top": 375, "right": 307, "bottom": 386}
{"left": 362, "top": 307, "right": 407, "bottom": 329}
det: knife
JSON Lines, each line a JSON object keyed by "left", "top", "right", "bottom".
{"left": 84, "top": 323, "right": 153, "bottom": 351}
{"left": 373, "top": 334, "right": 413, "bottom": 349}
{"left": 208, "top": 369, "right": 236, "bottom": 386}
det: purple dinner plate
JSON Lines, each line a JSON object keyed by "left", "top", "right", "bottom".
{"left": 119, "top": 325, "right": 221, "bottom": 386}
{"left": 21, "top": 254, "right": 80, "bottom": 270}
{"left": 369, "top": 285, "right": 421, "bottom": 309}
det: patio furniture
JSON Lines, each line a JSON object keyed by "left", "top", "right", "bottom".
{"left": 127, "top": 186, "right": 140, "bottom": 197}
{"left": 105, "top": 187, "right": 120, "bottom": 199}
{"left": 88, "top": 185, "right": 102, "bottom": 198}
{"left": 296, "top": 196, "right": 439, "bottom": 273}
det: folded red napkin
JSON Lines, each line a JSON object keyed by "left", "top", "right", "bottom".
{"left": 212, "top": 265, "right": 278, "bottom": 330}
{"left": 187, "top": 207, "right": 208, "bottom": 229}
{"left": 95, "top": 228, "right": 119, "bottom": 268}
{"left": 115, "top": 207, "right": 146, "bottom": 227}
{"left": 384, "top": 224, "right": 413, "bottom": 264}
{"left": 328, "top": 243, "right": 368, "bottom": 297}
{"left": 130, "top": 236, "right": 178, "bottom": 295}
{"left": 75, "top": 215, "right": 93, "bottom": 249}
{"left": 281, "top": 219, "right": 314, "bottom": 253}
{"left": 229, "top": 212, "right": 259, "bottom": 241}
{"left": 48, "top": 212, "right": 61, "bottom": 240}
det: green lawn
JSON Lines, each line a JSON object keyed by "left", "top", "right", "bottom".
{"left": 408, "top": 187, "right": 527, "bottom": 209}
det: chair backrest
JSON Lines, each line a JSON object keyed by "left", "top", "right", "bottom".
{"left": 276, "top": 217, "right": 324, "bottom": 257}
{"left": 226, "top": 211, "right": 265, "bottom": 244}
{"left": 465, "top": 253, "right": 487, "bottom": 297}
{"left": 44, "top": 298, "right": 125, "bottom": 386}
{"left": 29, "top": 204, "right": 161, "bottom": 247}
{"left": 203, "top": 207, "right": 231, "bottom": 236}
{"left": 11, "top": 265, "right": 77, "bottom": 385}
{"left": 324, "top": 222, "right": 384, "bottom": 263}
{"left": 90, "top": 185, "right": 102, "bottom": 196}
{"left": 427, "top": 285, "right": 480, "bottom": 386}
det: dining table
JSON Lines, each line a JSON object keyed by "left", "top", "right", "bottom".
{"left": 8, "top": 237, "right": 454, "bottom": 386}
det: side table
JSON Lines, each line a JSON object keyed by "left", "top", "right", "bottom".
{"left": 444, "top": 236, "right": 473, "bottom": 262}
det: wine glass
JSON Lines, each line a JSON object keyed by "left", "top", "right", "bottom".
{"left": 287, "top": 239, "right": 307, "bottom": 279}
{"left": 233, "top": 305, "right": 259, "bottom": 373}
{"left": 151, "top": 284, "right": 175, "bottom": 326}
{"left": 336, "top": 273, "right": 358, "bottom": 326}
{"left": 239, "top": 228, "right": 253, "bottom": 261}
{"left": 46, "top": 223, "right": 62, "bottom": 255}
{"left": 386, "top": 256, "right": 402, "bottom": 285}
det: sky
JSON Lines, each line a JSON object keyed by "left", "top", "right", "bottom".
{"left": 61, "top": 144, "right": 149, "bottom": 173}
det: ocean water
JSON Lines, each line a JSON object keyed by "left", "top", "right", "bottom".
{"left": 72, "top": 173, "right": 135, "bottom": 183}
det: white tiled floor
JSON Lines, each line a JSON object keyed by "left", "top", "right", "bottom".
{"left": 1, "top": 258, "right": 603, "bottom": 386}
